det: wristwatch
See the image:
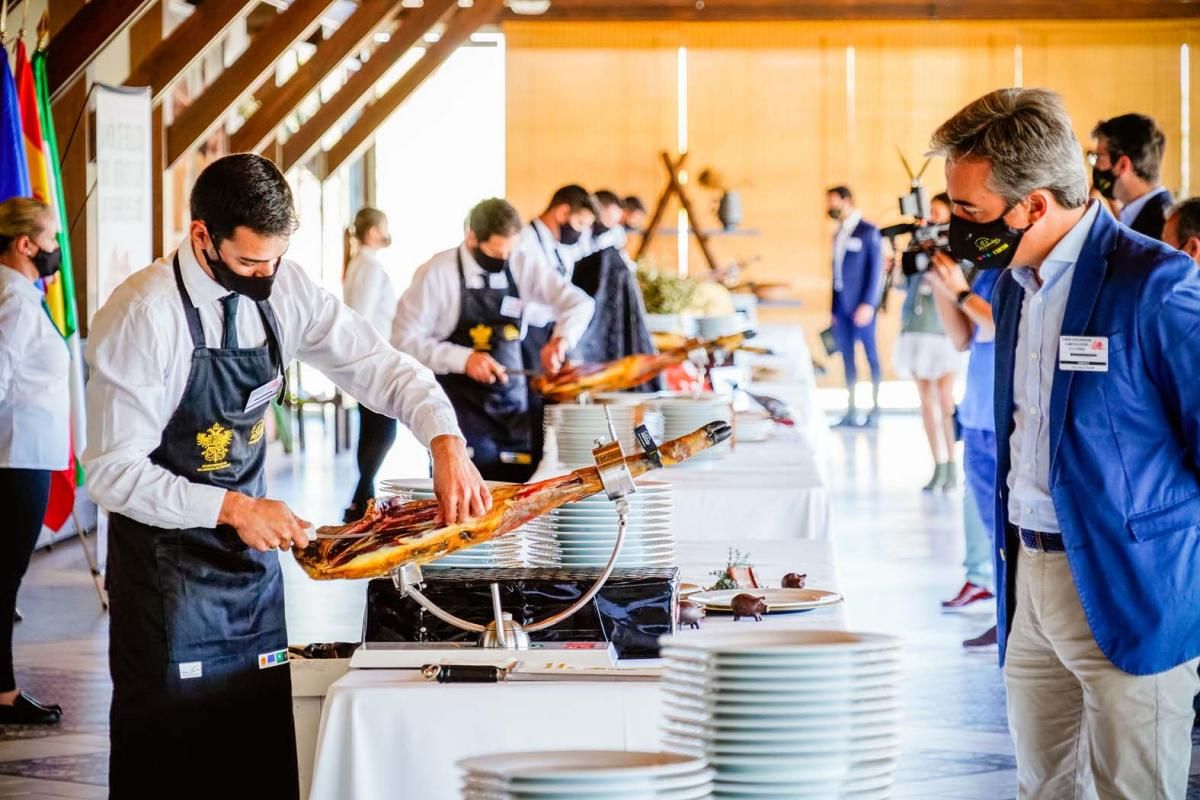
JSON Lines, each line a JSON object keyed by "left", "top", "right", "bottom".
{"left": 955, "top": 290, "right": 973, "bottom": 308}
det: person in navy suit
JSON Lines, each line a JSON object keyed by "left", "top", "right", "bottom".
{"left": 932, "top": 87, "right": 1200, "bottom": 798}
{"left": 1090, "top": 113, "right": 1173, "bottom": 241}
{"left": 826, "top": 186, "right": 883, "bottom": 427}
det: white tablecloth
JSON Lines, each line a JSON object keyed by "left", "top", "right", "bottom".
{"left": 307, "top": 539, "right": 843, "bottom": 800}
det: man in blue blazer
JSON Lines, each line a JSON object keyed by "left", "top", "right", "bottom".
{"left": 826, "top": 185, "right": 883, "bottom": 427}
{"left": 932, "top": 88, "right": 1200, "bottom": 798}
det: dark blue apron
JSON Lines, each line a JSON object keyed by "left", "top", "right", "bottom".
{"left": 106, "top": 255, "right": 297, "bottom": 798}
{"left": 436, "top": 250, "right": 534, "bottom": 482}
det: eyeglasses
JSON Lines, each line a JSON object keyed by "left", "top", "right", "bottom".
{"left": 1086, "top": 150, "right": 1119, "bottom": 168}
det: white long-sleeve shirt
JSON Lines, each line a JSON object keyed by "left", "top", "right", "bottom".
{"left": 342, "top": 246, "right": 396, "bottom": 338}
{"left": 0, "top": 266, "right": 69, "bottom": 470}
{"left": 83, "top": 242, "right": 463, "bottom": 531}
{"left": 518, "top": 219, "right": 585, "bottom": 329}
{"left": 392, "top": 242, "right": 594, "bottom": 375}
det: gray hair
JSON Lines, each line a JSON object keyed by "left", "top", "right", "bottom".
{"left": 929, "top": 88, "right": 1088, "bottom": 210}
{"left": 1168, "top": 197, "right": 1200, "bottom": 244}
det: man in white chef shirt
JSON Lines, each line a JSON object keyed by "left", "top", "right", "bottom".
{"left": 83, "top": 154, "right": 488, "bottom": 797}
{"left": 394, "top": 197, "right": 593, "bottom": 481}
{"left": 341, "top": 206, "right": 401, "bottom": 521}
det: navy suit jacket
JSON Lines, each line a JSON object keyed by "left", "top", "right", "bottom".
{"left": 1128, "top": 189, "right": 1173, "bottom": 241}
{"left": 992, "top": 206, "right": 1200, "bottom": 675}
{"left": 832, "top": 218, "right": 883, "bottom": 317}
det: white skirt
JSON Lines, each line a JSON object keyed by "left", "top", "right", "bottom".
{"left": 893, "top": 332, "right": 964, "bottom": 380}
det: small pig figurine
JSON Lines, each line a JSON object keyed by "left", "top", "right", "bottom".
{"left": 731, "top": 593, "right": 768, "bottom": 622}
{"left": 781, "top": 573, "right": 807, "bottom": 589}
{"left": 678, "top": 599, "right": 705, "bottom": 630}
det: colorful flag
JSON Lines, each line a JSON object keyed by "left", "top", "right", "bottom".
{"left": 15, "top": 38, "right": 66, "bottom": 333}
{"left": 33, "top": 20, "right": 88, "bottom": 531}
{"left": 0, "top": 37, "right": 32, "bottom": 202}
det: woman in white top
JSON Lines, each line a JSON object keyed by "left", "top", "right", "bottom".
{"left": 342, "top": 207, "right": 398, "bottom": 521}
{"left": 0, "top": 198, "right": 68, "bottom": 725}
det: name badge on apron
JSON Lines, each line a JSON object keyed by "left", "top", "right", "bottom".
{"left": 244, "top": 374, "right": 283, "bottom": 413}
{"left": 1058, "top": 336, "right": 1108, "bottom": 372}
{"left": 500, "top": 296, "right": 523, "bottom": 319}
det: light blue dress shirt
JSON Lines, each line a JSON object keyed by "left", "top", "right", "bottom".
{"left": 1118, "top": 186, "right": 1168, "bottom": 228}
{"left": 1006, "top": 201, "right": 1102, "bottom": 532}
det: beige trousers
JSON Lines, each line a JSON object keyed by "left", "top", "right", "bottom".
{"left": 1004, "top": 547, "right": 1199, "bottom": 799}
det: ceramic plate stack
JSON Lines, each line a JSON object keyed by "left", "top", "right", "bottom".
{"left": 525, "top": 479, "right": 674, "bottom": 568}
{"left": 548, "top": 404, "right": 665, "bottom": 469}
{"left": 658, "top": 629, "right": 902, "bottom": 800}
{"left": 376, "top": 479, "right": 523, "bottom": 568}
{"left": 458, "top": 750, "right": 714, "bottom": 800}
{"left": 653, "top": 397, "right": 734, "bottom": 461}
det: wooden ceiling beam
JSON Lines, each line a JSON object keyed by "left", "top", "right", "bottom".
{"left": 125, "top": 0, "right": 258, "bottom": 105}
{"left": 47, "top": 0, "right": 157, "bottom": 102}
{"left": 165, "top": 0, "right": 338, "bottom": 169}
{"left": 322, "top": 0, "right": 504, "bottom": 178}
{"left": 278, "top": 0, "right": 459, "bottom": 173}
{"left": 230, "top": 0, "right": 401, "bottom": 156}
{"left": 512, "top": 0, "right": 1200, "bottom": 20}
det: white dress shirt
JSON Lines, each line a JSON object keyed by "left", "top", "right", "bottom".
{"left": 392, "top": 243, "right": 594, "bottom": 375}
{"left": 1007, "top": 201, "right": 1102, "bottom": 533}
{"left": 1118, "top": 185, "right": 1169, "bottom": 229}
{"left": 519, "top": 219, "right": 582, "bottom": 330}
{"left": 832, "top": 209, "right": 863, "bottom": 292}
{"left": 342, "top": 246, "right": 396, "bottom": 338}
{"left": 0, "top": 266, "right": 69, "bottom": 470}
{"left": 84, "top": 242, "right": 463, "bottom": 531}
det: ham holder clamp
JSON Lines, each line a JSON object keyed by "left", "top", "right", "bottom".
{"left": 294, "top": 409, "right": 733, "bottom": 670}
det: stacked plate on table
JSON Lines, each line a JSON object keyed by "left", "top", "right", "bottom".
{"left": 525, "top": 479, "right": 674, "bottom": 568}
{"left": 458, "top": 750, "right": 714, "bottom": 800}
{"left": 548, "top": 404, "right": 665, "bottom": 469}
{"left": 658, "top": 629, "right": 902, "bottom": 799}
{"left": 734, "top": 411, "right": 773, "bottom": 443}
{"left": 376, "top": 479, "right": 523, "bottom": 568}
{"left": 653, "top": 396, "right": 734, "bottom": 461}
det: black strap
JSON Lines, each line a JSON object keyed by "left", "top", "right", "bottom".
{"left": 172, "top": 253, "right": 207, "bottom": 349}
{"left": 530, "top": 222, "right": 567, "bottom": 276}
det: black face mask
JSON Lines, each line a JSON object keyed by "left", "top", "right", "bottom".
{"left": 947, "top": 205, "right": 1031, "bottom": 270}
{"left": 827, "top": 208, "right": 843, "bottom": 221}
{"left": 473, "top": 247, "right": 508, "bottom": 274}
{"left": 1091, "top": 166, "right": 1117, "bottom": 200}
{"left": 32, "top": 247, "right": 62, "bottom": 279}
{"left": 593, "top": 222, "right": 610, "bottom": 236}
{"left": 558, "top": 223, "right": 582, "bottom": 246}
{"left": 204, "top": 245, "right": 279, "bottom": 302}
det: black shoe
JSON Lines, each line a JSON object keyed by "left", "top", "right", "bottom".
{"left": 963, "top": 625, "right": 998, "bottom": 650}
{"left": 0, "top": 692, "right": 63, "bottom": 725}
{"left": 833, "top": 414, "right": 861, "bottom": 429}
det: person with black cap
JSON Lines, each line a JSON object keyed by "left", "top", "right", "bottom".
{"left": 83, "top": 154, "right": 488, "bottom": 797}
{"left": 394, "top": 198, "right": 593, "bottom": 482}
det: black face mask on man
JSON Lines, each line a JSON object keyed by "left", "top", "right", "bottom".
{"left": 558, "top": 223, "right": 582, "bottom": 246}
{"left": 473, "top": 247, "right": 508, "bottom": 274}
{"left": 827, "top": 208, "right": 843, "bottom": 221}
{"left": 32, "top": 246, "right": 62, "bottom": 279}
{"left": 1091, "top": 166, "right": 1117, "bottom": 200}
{"left": 203, "top": 244, "right": 280, "bottom": 302}
{"left": 947, "top": 204, "right": 1032, "bottom": 270}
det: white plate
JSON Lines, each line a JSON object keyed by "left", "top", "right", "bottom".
{"left": 702, "top": 709, "right": 901, "bottom": 733}
{"left": 458, "top": 751, "right": 706, "bottom": 782}
{"left": 659, "top": 629, "right": 899, "bottom": 655}
{"left": 690, "top": 588, "right": 844, "bottom": 614}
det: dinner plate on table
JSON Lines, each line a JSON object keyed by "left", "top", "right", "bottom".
{"left": 689, "top": 588, "right": 844, "bottom": 614}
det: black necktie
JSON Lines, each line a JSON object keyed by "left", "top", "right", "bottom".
{"left": 221, "top": 294, "right": 239, "bottom": 349}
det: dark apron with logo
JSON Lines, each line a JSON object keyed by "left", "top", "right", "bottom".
{"left": 436, "top": 250, "right": 534, "bottom": 482}
{"left": 106, "top": 255, "right": 296, "bottom": 798}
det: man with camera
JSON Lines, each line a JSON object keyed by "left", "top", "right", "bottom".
{"left": 932, "top": 88, "right": 1200, "bottom": 797}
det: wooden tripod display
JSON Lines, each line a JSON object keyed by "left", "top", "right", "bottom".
{"left": 635, "top": 151, "right": 722, "bottom": 274}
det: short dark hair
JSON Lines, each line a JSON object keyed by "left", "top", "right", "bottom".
{"left": 1092, "top": 113, "right": 1166, "bottom": 184}
{"left": 827, "top": 185, "right": 853, "bottom": 201}
{"left": 190, "top": 153, "right": 298, "bottom": 247}
{"left": 594, "top": 189, "right": 621, "bottom": 209}
{"left": 353, "top": 207, "right": 386, "bottom": 242}
{"left": 469, "top": 198, "right": 522, "bottom": 241}
{"left": 931, "top": 191, "right": 952, "bottom": 208}
{"left": 622, "top": 195, "right": 646, "bottom": 214}
{"left": 546, "top": 184, "right": 599, "bottom": 216}
{"left": 1170, "top": 197, "right": 1200, "bottom": 244}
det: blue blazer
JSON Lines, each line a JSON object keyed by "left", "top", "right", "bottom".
{"left": 832, "top": 219, "right": 883, "bottom": 317}
{"left": 993, "top": 207, "right": 1200, "bottom": 675}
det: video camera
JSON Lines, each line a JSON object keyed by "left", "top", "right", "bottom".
{"left": 879, "top": 154, "right": 950, "bottom": 277}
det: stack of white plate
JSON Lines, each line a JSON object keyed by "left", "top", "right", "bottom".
{"left": 525, "top": 479, "right": 674, "bottom": 568}
{"left": 734, "top": 411, "right": 773, "bottom": 443}
{"left": 458, "top": 750, "right": 713, "bottom": 800}
{"left": 376, "top": 479, "right": 523, "bottom": 568}
{"left": 549, "top": 404, "right": 665, "bottom": 468}
{"left": 658, "top": 629, "right": 902, "bottom": 799}
{"left": 653, "top": 397, "right": 734, "bottom": 461}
